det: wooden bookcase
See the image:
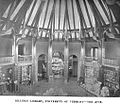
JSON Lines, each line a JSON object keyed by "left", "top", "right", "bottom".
{"left": 102, "top": 65, "right": 120, "bottom": 91}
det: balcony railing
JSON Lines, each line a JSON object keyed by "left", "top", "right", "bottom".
{"left": 0, "top": 56, "right": 14, "bottom": 65}
{"left": 102, "top": 58, "right": 119, "bottom": 67}
{"left": 18, "top": 55, "right": 32, "bottom": 63}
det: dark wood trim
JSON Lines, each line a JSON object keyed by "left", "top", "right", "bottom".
{"left": 25, "top": 0, "right": 37, "bottom": 26}
{"left": 40, "top": 0, "right": 50, "bottom": 38}
{"left": 71, "top": 0, "right": 76, "bottom": 39}
{"left": 91, "top": 0, "right": 106, "bottom": 25}
{"left": 99, "top": 0, "right": 110, "bottom": 22}
{"left": 58, "top": 0, "right": 61, "bottom": 41}
{"left": 31, "top": 1, "right": 45, "bottom": 27}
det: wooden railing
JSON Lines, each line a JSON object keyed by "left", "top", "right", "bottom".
{"left": 102, "top": 58, "right": 119, "bottom": 67}
{"left": 0, "top": 56, "right": 14, "bottom": 65}
{"left": 18, "top": 55, "right": 32, "bottom": 63}
{"left": 85, "top": 56, "right": 119, "bottom": 67}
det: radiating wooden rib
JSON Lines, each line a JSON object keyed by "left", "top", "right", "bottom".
{"left": 78, "top": 0, "right": 90, "bottom": 38}
{"left": 75, "top": 0, "right": 85, "bottom": 39}
{"left": 58, "top": 0, "right": 61, "bottom": 40}
{"left": 99, "top": 0, "right": 110, "bottom": 22}
{"left": 66, "top": 0, "right": 71, "bottom": 30}
{"left": 45, "top": 0, "right": 55, "bottom": 38}
{"left": 92, "top": 0, "right": 106, "bottom": 26}
{"left": 1, "top": 15, "right": 118, "bottom": 35}
{"left": 10, "top": 0, "right": 26, "bottom": 21}
{"left": 88, "top": 0, "right": 103, "bottom": 38}
{"left": 2, "top": 3, "right": 11, "bottom": 18}
{"left": 31, "top": 1, "right": 45, "bottom": 28}
{"left": 25, "top": 0, "right": 37, "bottom": 26}
{"left": 62, "top": 0, "right": 72, "bottom": 40}
{"left": 13, "top": 0, "right": 31, "bottom": 22}
{"left": 71, "top": 0, "right": 76, "bottom": 39}
{"left": 13, "top": 0, "right": 32, "bottom": 25}
{"left": 62, "top": 0, "right": 66, "bottom": 40}
{"left": 42, "top": 0, "right": 50, "bottom": 28}
{"left": 53, "top": 0, "right": 56, "bottom": 40}
{"left": 84, "top": 0, "right": 95, "bottom": 38}
{"left": 5, "top": 0, "right": 17, "bottom": 20}
{"left": 0, "top": 0, "right": 13, "bottom": 19}
{"left": 83, "top": 0, "right": 92, "bottom": 27}
{"left": 40, "top": 0, "right": 50, "bottom": 38}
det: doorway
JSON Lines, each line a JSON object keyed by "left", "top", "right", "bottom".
{"left": 38, "top": 54, "right": 47, "bottom": 81}
{"left": 68, "top": 55, "right": 78, "bottom": 81}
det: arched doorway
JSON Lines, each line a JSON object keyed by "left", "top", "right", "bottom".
{"left": 38, "top": 54, "right": 47, "bottom": 81}
{"left": 68, "top": 55, "right": 78, "bottom": 81}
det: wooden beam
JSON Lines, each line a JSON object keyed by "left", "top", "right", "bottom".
{"left": 90, "top": 0, "right": 106, "bottom": 26}
{"left": 65, "top": 0, "right": 71, "bottom": 30}
{"left": 1, "top": 16, "right": 118, "bottom": 34}
{"left": 0, "top": 0, "right": 14, "bottom": 19}
{"left": 88, "top": 0, "right": 103, "bottom": 39}
{"left": 25, "top": 0, "right": 37, "bottom": 26}
{"left": 80, "top": 40, "right": 85, "bottom": 79}
{"left": 78, "top": 0, "right": 90, "bottom": 37}
{"left": 83, "top": 0, "right": 93, "bottom": 27}
{"left": 71, "top": 0, "right": 77, "bottom": 39}
{"left": 64, "top": 29, "right": 69, "bottom": 83}
{"left": 99, "top": 0, "right": 110, "bottom": 22}
{"left": 32, "top": 37, "right": 37, "bottom": 84}
{"left": 45, "top": 0, "right": 55, "bottom": 38}
{"left": 58, "top": 0, "right": 61, "bottom": 41}
{"left": 13, "top": 0, "right": 32, "bottom": 24}
{"left": 31, "top": 1, "right": 45, "bottom": 27}
{"left": 40, "top": 0, "right": 50, "bottom": 38}
{"left": 47, "top": 20, "right": 53, "bottom": 82}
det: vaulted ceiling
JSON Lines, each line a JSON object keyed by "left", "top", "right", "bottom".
{"left": 0, "top": 0, "right": 120, "bottom": 41}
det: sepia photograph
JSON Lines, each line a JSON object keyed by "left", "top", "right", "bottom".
{"left": 0, "top": 0, "right": 120, "bottom": 104}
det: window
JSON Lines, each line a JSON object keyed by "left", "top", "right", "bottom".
{"left": 91, "top": 47, "right": 98, "bottom": 59}
{"left": 18, "top": 44, "right": 24, "bottom": 55}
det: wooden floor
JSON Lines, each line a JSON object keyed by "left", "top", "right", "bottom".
{"left": 17, "top": 78, "right": 95, "bottom": 97}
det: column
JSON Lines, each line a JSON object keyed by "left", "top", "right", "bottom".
{"left": 98, "top": 39, "right": 104, "bottom": 82}
{"left": 80, "top": 40, "right": 85, "bottom": 79}
{"left": 13, "top": 35, "right": 19, "bottom": 91}
{"left": 64, "top": 33, "right": 69, "bottom": 83}
{"left": 77, "top": 55, "right": 81, "bottom": 81}
{"left": 47, "top": 32, "right": 53, "bottom": 82}
{"left": 13, "top": 35, "right": 18, "bottom": 64}
{"left": 32, "top": 37, "right": 37, "bottom": 84}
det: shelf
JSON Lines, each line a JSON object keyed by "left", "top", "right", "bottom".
{"left": 105, "top": 79, "right": 118, "bottom": 85}
{"left": 103, "top": 64, "right": 119, "bottom": 69}
{"left": 18, "top": 62, "right": 32, "bottom": 66}
{"left": 0, "top": 62, "right": 14, "bottom": 66}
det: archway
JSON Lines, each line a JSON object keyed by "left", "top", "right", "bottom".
{"left": 38, "top": 54, "right": 47, "bottom": 81}
{"left": 68, "top": 55, "right": 78, "bottom": 81}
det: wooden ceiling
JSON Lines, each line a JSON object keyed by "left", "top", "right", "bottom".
{"left": 0, "top": 0, "right": 120, "bottom": 41}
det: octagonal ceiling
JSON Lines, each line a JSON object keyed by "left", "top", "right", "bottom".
{"left": 0, "top": 0, "right": 120, "bottom": 41}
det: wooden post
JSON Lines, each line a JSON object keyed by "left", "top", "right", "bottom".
{"left": 80, "top": 40, "right": 85, "bottom": 79}
{"left": 12, "top": 34, "right": 19, "bottom": 92}
{"left": 13, "top": 35, "right": 18, "bottom": 64}
{"left": 48, "top": 38, "right": 52, "bottom": 79}
{"left": 48, "top": 36, "right": 53, "bottom": 82}
{"left": 64, "top": 30, "right": 69, "bottom": 83}
{"left": 98, "top": 38, "right": 104, "bottom": 83}
{"left": 77, "top": 54, "right": 81, "bottom": 81}
{"left": 32, "top": 37, "right": 37, "bottom": 84}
